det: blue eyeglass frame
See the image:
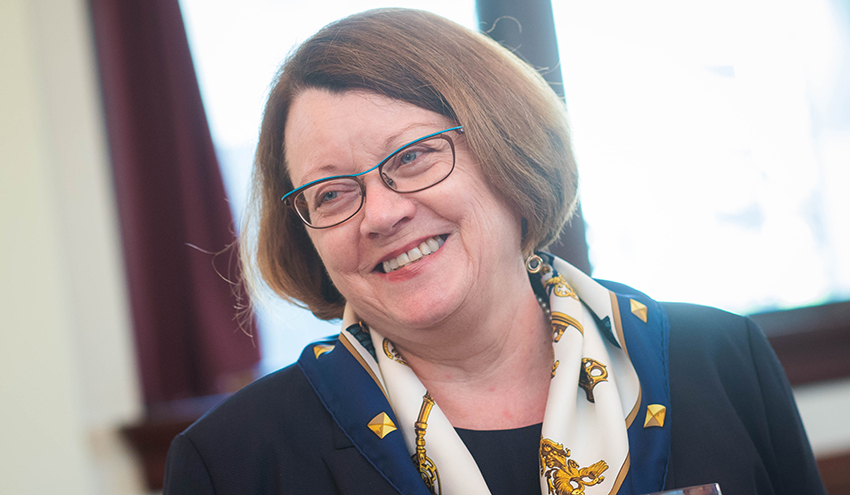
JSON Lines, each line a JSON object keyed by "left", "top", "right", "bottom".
{"left": 281, "top": 125, "right": 464, "bottom": 205}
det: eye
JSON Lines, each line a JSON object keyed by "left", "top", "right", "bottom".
{"left": 399, "top": 150, "right": 422, "bottom": 165}
{"left": 319, "top": 190, "right": 338, "bottom": 205}
{"left": 306, "top": 179, "right": 361, "bottom": 212}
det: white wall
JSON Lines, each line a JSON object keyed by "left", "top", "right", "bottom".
{"left": 0, "top": 0, "right": 145, "bottom": 493}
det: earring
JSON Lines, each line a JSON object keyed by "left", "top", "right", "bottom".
{"left": 525, "top": 254, "right": 544, "bottom": 274}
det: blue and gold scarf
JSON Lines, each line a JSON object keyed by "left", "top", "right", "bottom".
{"left": 299, "top": 254, "right": 671, "bottom": 495}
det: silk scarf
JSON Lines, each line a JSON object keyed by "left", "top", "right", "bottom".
{"left": 335, "top": 254, "right": 655, "bottom": 495}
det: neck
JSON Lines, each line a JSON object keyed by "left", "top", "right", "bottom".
{"left": 385, "top": 263, "right": 553, "bottom": 430}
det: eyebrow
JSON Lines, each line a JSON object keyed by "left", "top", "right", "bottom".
{"left": 295, "top": 123, "right": 442, "bottom": 187}
{"left": 380, "top": 122, "right": 433, "bottom": 151}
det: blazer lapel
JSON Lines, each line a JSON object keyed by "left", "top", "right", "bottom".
{"left": 323, "top": 424, "right": 405, "bottom": 495}
{"left": 298, "top": 336, "right": 431, "bottom": 495}
{"left": 599, "top": 282, "right": 673, "bottom": 494}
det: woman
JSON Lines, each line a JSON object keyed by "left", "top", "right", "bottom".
{"left": 164, "top": 9, "right": 825, "bottom": 495}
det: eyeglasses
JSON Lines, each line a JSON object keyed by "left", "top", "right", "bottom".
{"left": 282, "top": 126, "right": 463, "bottom": 229}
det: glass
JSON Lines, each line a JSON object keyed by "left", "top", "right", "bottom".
{"left": 282, "top": 126, "right": 462, "bottom": 229}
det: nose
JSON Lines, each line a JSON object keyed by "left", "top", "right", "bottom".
{"left": 358, "top": 175, "right": 415, "bottom": 238}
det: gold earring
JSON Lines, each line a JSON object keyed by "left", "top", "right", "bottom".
{"left": 525, "top": 254, "right": 543, "bottom": 274}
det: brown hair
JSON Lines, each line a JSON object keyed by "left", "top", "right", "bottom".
{"left": 243, "top": 8, "right": 578, "bottom": 320}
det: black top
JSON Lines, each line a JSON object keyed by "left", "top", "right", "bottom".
{"left": 456, "top": 423, "right": 543, "bottom": 495}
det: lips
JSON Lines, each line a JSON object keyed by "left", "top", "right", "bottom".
{"left": 379, "top": 235, "right": 446, "bottom": 273}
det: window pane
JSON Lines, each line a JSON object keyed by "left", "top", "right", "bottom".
{"left": 180, "top": 1, "right": 477, "bottom": 373}
{"left": 553, "top": 0, "right": 850, "bottom": 314}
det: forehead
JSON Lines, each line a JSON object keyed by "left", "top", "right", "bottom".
{"left": 284, "top": 89, "right": 451, "bottom": 185}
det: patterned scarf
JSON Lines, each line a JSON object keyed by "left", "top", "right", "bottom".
{"left": 331, "top": 254, "right": 666, "bottom": 495}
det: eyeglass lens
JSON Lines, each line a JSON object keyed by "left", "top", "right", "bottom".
{"left": 292, "top": 133, "right": 456, "bottom": 228}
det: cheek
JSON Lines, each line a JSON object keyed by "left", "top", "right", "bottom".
{"left": 308, "top": 228, "right": 361, "bottom": 279}
{"left": 462, "top": 178, "right": 522, "bottom": 243}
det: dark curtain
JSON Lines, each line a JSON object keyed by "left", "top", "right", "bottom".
{"left": 477, "top": 0, "right": 592, "bottom": 274}
{"left": 90, "top": 0, "right": 260, "bottom": 404}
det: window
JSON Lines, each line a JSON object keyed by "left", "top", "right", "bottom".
{"left": 553, "top": 0, "right": 850, "bottom": 314}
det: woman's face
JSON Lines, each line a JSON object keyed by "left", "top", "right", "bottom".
{"left": 285, "top": 89, "right": 524, "bottom": 335}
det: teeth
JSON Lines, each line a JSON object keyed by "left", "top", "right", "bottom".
{"left": 381, "top": 236, "right": 445, "bottom": 273}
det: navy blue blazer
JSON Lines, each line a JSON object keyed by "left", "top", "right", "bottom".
{"left": 163, "top": 302, "right": 825, "bottom": 495}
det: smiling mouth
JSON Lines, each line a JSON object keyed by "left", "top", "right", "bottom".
{"left": 378, "top": 235, "right": 447, "bottom": 273}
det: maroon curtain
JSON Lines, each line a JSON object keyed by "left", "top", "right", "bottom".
{"left": 90, "top": 0, "right": 260, "bottom": 404}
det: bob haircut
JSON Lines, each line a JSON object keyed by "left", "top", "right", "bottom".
{"left": 244, "top": 8, "right": 578, "bottom": 320}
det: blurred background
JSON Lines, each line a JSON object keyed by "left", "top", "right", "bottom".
{"left": 2, "top": 0, "right": 848, "bottom": 493}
